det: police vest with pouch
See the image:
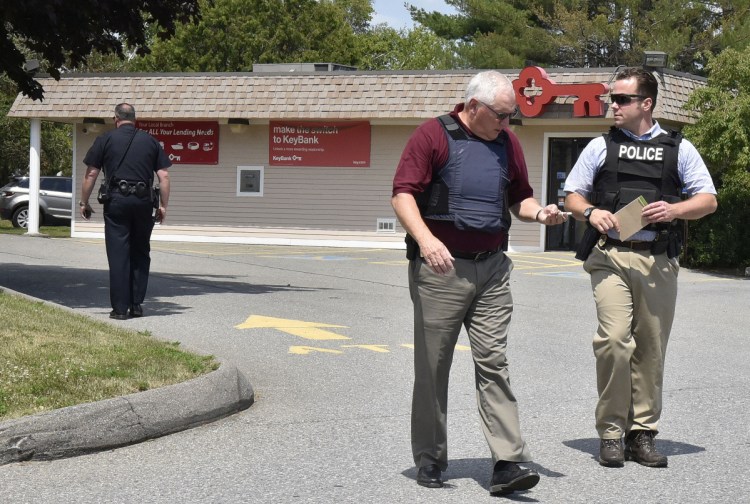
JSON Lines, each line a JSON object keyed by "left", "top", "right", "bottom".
{"left": 416, "top": 114, "right": 511, "bottom": 234}
{"left": 591, "top": 127, "right": 683, "bottom": 233}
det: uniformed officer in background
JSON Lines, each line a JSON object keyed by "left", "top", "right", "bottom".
{"left": 564, "top": 68, "right": 717, "bottom": 468}
{"left": 80, "top": 103, "right": 171, "bottom": 319}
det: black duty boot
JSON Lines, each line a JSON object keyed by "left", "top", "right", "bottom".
{"left": 625, "top": 430, "right": 668, "bottom": 467}
{"left": 599, "top": 438, "right": 624, "bottom": 467}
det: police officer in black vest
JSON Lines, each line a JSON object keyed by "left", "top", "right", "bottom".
{"left": 80, "top": 103, "right": 171, "bottom": 319}
{"left": 564, "top": 68, "right": 717, "bottom": 468}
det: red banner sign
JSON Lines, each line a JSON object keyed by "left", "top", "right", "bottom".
{"left": 269, "top": 121, "right": 370, "bottom": 167}
{"left": 137, "top": 120, "right": 219, "bottom": 165}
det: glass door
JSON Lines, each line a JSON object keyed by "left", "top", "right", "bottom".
{"left": 545, "top": 137, "right": 594, "bottom": 251}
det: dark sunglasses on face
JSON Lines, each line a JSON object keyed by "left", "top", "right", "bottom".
{"left": 610, "top": 93, "right": 648, "bottom": 106}
{"left": 478, "top": 100, "right": 519, "bottom": 120}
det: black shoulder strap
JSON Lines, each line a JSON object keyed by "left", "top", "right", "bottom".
{"left": 437, "top": 114, "right": 507, "bottom": 144}
{"left": 437, "top": 114, "right": 467, "bottom": 141}
{"left": 106, "top": 128, "right": 138, "bottom": 185}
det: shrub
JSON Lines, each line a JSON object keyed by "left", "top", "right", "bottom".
{"left": 685, "top": 169, "right": 750, "bottom": 270}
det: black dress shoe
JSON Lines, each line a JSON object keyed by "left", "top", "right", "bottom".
{"left": 490, "top": 461, "right": 539, "bottom": 495}
{"left": 109, "top": 310, "right": 128, "bottom": 320}
{"left": 129, "top": 304, "right": 143, "bottom": 317}
{"left": 416, "top": 464, "right": 443, "bottom": 488}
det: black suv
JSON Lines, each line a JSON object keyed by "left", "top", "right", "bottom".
{"left": 0, "top": 176, "right": 73, "bottom": 228}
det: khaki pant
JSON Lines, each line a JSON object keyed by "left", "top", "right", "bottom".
{"left": 584, "top": 244, "right": 679, "bottom": 439}
{"left": 408, "top": 252, "right": 531, "bottom": 470}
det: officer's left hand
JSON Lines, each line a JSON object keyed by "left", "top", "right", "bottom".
{"left": 79, "top": 202, "right": 93, "bottom": 220}
{"left": 642, "top": 201, "right": 674, "bottom": 223}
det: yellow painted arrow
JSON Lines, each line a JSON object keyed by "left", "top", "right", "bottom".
{"left": 341, "top": 344, "right": 390, "bottom": 353}
{"left": 235, "top": 315, "right": 351, "bottom": 341}
{"left": 289, "top": 346, "right": 344, "bottom": 355}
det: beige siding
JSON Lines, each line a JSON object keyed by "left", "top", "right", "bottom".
{"left": 74, "top": 123, "right": 416, "bottom": 244}
{"left": 74, "top": 121, "right": 557, "bottom": 249}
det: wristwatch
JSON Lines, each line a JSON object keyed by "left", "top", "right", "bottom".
{"left": 583, "top": 206, "right": 595, "bottom": 221}
{"left": 79, "top": 200, "right": 88, "bottom": 207}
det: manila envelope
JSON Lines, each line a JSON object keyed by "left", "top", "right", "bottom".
{"left": 615, "top": 195, "right": 648, "bottom": 241}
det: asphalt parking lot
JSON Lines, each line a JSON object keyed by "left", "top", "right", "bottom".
{"left": 1, "top": 234, "right": 748, "bottom": 503}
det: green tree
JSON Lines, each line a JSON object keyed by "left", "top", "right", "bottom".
{"left": 356, "top": 25, "right": 459, "bottom": 70}
{"left": 682, "top": 47, "right": 750, "bottom": 269}
{"left": 334, "top": 0, "right": 375, "bottom": 34}
{"left": 411, "top": 0, "right": 750, "bottom": 73}
{"left": 0, "top": 0, "right": 203, "bottom": 100}
{"left": 133, "top": 0, "right": 364, "bottom": 72}
{"left": 409, "top": 0, "right": 555, "bottom": 68}
{"left": 0, "top": 76, "right": 72, "bottom": 184}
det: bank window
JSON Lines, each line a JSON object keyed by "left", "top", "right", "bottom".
{"left": 237, "top": 166, "right": 264, "bottom": 197}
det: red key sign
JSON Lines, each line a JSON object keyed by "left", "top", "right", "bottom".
{"left": 513, "top": 66, "right": 609, "bottom": 117}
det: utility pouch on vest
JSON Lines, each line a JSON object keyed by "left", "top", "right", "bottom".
{"left": 650, "top": 229, "right": 682, "bottom": 258}
{"left": 405, "top": 234, "right": 419, "bottom": 260}
{"left": 616, "top": 187, "right": 657, "bottom": 211}
{"left": 134, "top": 181, "right": 149, "bottom": 197}
{"left": 575, "top": 224, "right": 600, "bottom": 261}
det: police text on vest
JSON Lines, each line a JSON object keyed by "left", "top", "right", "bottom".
{"left": 619, "top": 145, "right": 664, "bottom": 161}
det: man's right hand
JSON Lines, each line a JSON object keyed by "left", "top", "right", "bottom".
{"left": 418, "top": 236, "right": 455, "bottom": 275}
{"left": 588, "top": 208, "right": 620, "bottom": 235}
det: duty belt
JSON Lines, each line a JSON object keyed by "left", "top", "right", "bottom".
{"left": 114, "top": 180, "right": 149, "bottom": 197}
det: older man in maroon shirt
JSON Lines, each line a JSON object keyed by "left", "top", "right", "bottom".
{"left": 392, "top": 70, "right": 566, "bottom": 496}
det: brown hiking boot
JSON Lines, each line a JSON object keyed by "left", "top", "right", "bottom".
{"left": 625, "top": 430, "right": 668, "bottom": 467}
{"left": 599, "top": 438, "right": 624, "bottom": 467}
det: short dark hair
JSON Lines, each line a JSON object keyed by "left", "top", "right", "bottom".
{"left": 114, "top": 103, "right": 136, "bottom": 121}
{"left": 615, "top": 67, "right": 658, "bottom": 108}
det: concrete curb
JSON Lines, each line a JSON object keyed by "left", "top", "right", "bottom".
{"left": 0, "top": 287, "right": 254, "bottom": 466}
{"left": 0, "top": 360, "right": 254, "bottom": 465}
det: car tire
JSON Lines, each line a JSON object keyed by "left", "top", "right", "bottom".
{"left": 11, "top": 205, "right": 40, "bottom": 228}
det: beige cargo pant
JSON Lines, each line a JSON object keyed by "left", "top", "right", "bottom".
{"left": 584, "top": 243, "right": 679, "bottom": 439}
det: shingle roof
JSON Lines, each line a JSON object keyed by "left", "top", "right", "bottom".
{"left": 8, "top": 68, "right": 705, "bottom": 125}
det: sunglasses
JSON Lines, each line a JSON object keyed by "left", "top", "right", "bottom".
{"left": 478, "top": 100, "right": 519, "bottom": 120}
{"left": 610, "top": 94, "right": 648, "bottom": 106}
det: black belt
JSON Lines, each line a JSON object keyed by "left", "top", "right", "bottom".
{"left": 450, "top": 249, "right": 502, "bottom": 261}
{"left": 605, "top": 237, "right": 654, "bottom": 250}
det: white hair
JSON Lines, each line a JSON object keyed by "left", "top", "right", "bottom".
{"left": 464, "top": 70, "right": 513, "bottom": 103}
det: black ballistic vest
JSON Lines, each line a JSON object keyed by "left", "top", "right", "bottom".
{"left": 591, "top": 127, "right": 683, "bottom": 232}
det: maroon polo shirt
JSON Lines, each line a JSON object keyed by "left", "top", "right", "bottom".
{"left": 392, "top": 104, "right": 534, "bottom": 253}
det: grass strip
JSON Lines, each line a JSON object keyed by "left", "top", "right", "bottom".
{"left": 0, "top": 219, "right": 71, "bottom": 238}
{"left": 0, "top": 291, "right": 217, "bottom": 420}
